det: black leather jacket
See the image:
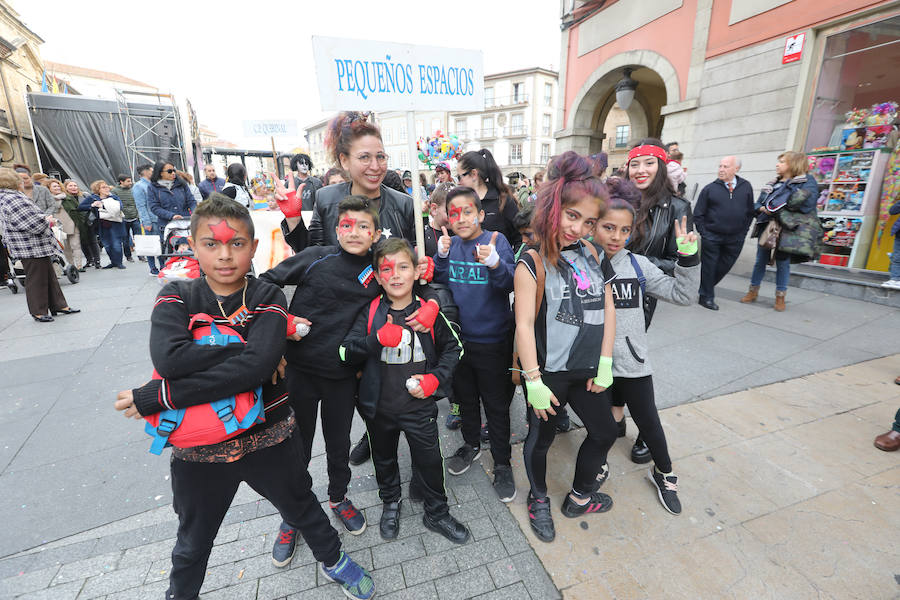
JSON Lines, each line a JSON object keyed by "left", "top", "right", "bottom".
{"left": 629, "top": 194, "right": 694, "bottom": 276}
{"left": 307, "top": 182, "right": 417, "bottom": 246}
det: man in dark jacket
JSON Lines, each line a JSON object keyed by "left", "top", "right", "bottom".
{"left": 693, "top": 156, "right": 755, "bottom": 310}
{"left": 198, "top": 165, "right": 226, "bottom": 200}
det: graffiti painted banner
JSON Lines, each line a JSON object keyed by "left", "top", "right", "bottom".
{"left": 312, "top": 36, "right": 484, "bottom": 112}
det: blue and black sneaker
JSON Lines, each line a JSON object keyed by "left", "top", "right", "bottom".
{"left": 320, "top": 551, "right": 376, "bottom": 599}
{"left": 445, "top": 403, "right": 462, "bottom": 430}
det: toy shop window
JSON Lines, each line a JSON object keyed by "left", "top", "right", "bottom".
{"left": 805, "top": 14, "right": 900, "bottom": 151}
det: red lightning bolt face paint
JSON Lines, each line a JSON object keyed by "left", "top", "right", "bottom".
{"left": 448, "top": 206, "right": 462, "bottom": 224}
{"left": 208, "top": 219, "right": 237, "bottom": 243}
{"left": 338, "top": 217, "right": 357, "bottom": 237}
{"left": 379, "top": 258, "right": 396, "bottom": 280}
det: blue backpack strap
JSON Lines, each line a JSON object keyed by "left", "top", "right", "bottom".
{"left": 628, "top": 253, "right": 646, "bottom": 294}
{"left": 145, "top": 408, "right": 185, "bottom": 455}
{"left": 234, "top": 386, "right": 265, "bottom": 429}
{"left": 209, "top": 398, "right": 240, "bottom": 435}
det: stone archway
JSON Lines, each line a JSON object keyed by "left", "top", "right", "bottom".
{"left": 557, "top": 50, "right": 680, "bottom": 155}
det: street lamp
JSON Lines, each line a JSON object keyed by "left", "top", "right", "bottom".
{"left": 615, "top": 68, "right": 638, "bottom": 111}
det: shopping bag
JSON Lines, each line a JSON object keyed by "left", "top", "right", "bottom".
{"left": 134, "top": 234, "right": 162, "bottom": 256}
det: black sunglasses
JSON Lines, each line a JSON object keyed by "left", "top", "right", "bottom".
{"left": 163, "top": 169, "right": 176, "bottom": 174}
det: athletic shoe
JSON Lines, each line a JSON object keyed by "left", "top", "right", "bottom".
{"left": 648, "top": 467, "right": 682, "bottom": 515}
{"left": 423, "top": 512, "right": 469, "bottom": 544}
{"left": 480, "top": 424, "right": 490, "bottom": 444}
{"left": 560, "top": 490, "right": 613, "bottom": 517}
{"left": 493, "top": 464, "right": 516, "bottom": 502}
{"left": 331, "top": 498, "right": 366, "bottom": 535}
{"left": 616, "top": 418, "right": 626, "bottom": 438}
{"left": 446, "top": 444, "right": 481, "bottom": 475}
{"left": 445, "top": 403, "right": 462, "bottom": 429}
{"left": 349, "top": 435, "right": 370, "bottom": 466}
{"left": 881, "top": 279, "right": 900, "bottom": 288}
{"left": 555, "top": 406, "right": 571, "bottom": 433}
{"left": 527, "top": 493, "right": 555, "bottom": 542}
{"left": 271, "top": 522, "right": 297, "bottom": 567}
{"left": 320, "top": 551, "right": 376, "bottom": 600}
{"left": 631, "top": 434, "right": 651, "bottom": 464}
{"left": 591, "top": 463, "right": 610, "bottom": 492}
{"left": 149, "top": 269, "right": 159, "bottom": 276}
{"left": 126, "top": 256, "right": 135, "bottom": 262}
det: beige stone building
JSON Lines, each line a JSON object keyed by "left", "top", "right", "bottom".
{"left": 0, "top": 1, "right": 42, "bottom": 169}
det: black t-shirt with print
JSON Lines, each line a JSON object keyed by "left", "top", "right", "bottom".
{"left": 379, "top": 308, "right": 427, "bottom": 414}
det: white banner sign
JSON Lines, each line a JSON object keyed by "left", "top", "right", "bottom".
{"left": 242, "top": 120, "right": 299, "bottom": 138}
{"left": 312, "top": 36, "right": 484, "bottom": 112}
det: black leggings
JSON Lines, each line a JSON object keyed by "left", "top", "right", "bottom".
{"left": 287, "top": 367, "right": 357, "bottom": 503}
{"left": 523, "top": 372, "right": 617, "bottom": 498}
{"left": 609, "top": 375, "right": 671, "bottom": 473}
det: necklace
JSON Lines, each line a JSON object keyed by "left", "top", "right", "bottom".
{"left": 212, "top": 277, "right": 249, "bottom": 326}
{"left": 563, "top": 254, "right": 592, "bottom": 291}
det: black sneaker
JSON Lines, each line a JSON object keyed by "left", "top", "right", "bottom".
{"left": 648, "top": 467, "right": 682, "bottom": 515}
{"left": 555, "top": 406, "right": 571, "bottom": 433}
{"left": 590, "top": 463, "right": 610, "bottom": 492}
{"left": 492, "top": 464, "right": 516, "bottom": 502}
{"left": 616, "top": 418, "right": 626, "bottom": 438}
{"left": 631, "top": 434, "right": 651, "bottom": 464}
{"left": 349, "top": 435, "right": 371, "bottom": 466}
{"left": 480, "top": 424, "right": 490, "bottom": 444}
{"left": 446, "top": 444, "right": 481, "bottom": 476}
{"left": 527, "top": 493, "right": 555, "bottom": 542}
{"left": 331, "top": 498, "right": 366, "bottom": 535}
{"left": 379, "top": 501, "right": 401, "bottom": 540}
{"left": 560, "top": 490, "right": 613, "bottom": 517}
{"left": 271, "top": 522, "right": 297, "bottom": 567}
{"left": 422, "top": 513, "right": 469, "bottom": 544}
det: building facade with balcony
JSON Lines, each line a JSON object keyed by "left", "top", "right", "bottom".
{"left": 449, "top": 67, "right": 559, "bottom": 179}
{"left": 0, "top": 1, "right": 43, "bottom": 169}
{"left": 303, "top": 117, "right": 330, "bottom": 177}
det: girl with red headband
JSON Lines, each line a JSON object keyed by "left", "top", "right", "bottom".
{"left": 621, "top": 137, "right": 693, "bottom": 464}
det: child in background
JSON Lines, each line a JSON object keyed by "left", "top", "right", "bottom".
{"left": 592, "top": 178, "right": 699, "bottom": 514}
{"left": 515, "top": 152, "right": 617, "bottom": 543}
{"left": 114, "top": 195, "right": 374, "bottom": 600}
{"left": 512, "top": 203, "right": 536, "bottom": 260}
{"left": 433, "top": 186, "right": 517, "bottom": 502}
{"left": 340, "top": 238, "right": 469, "bottom": 543}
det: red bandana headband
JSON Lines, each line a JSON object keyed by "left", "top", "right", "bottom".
{"left": 627, "top": 145, "right": 668, "bottom": 164}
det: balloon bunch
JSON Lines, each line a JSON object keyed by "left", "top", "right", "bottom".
{"left": 416, "top": 130, "right": 463, "bottom": 169}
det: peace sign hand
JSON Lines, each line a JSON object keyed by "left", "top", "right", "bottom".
{"left": 272, "top": 172, "right": 303, "bottom": 218}
{"left": 475, "top": 231, "right": 501, "bottom": 269}
{"left": 674, "top": 215, "right": 698, "bottom": 256}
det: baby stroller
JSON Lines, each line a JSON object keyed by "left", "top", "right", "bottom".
{"left": 8, "top": 223, "right": 79, "bottom": 289}
{"left": 157, "top": 218, "right": 201, "bottom": 284}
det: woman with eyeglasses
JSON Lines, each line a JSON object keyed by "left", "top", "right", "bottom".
{"left": 455, "top": 149, "right": 521, "bottom": 249}
{"left": 148, "top": 161, "right": 196, "bottom": 235}
{"left": 303, "top": 112, "right": 417, "bottom": 248}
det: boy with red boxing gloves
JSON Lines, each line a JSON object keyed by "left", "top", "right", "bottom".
{"left": 340, "top": 238, "right": 468, "bottom": 544}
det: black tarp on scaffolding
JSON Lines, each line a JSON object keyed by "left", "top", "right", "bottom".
{"left": 26, "top": 93, "right": 184, "bottom": 188}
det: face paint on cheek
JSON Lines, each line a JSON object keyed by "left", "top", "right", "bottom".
{"left": 379, "top": 259, "right": 396, "bottom": 280}
{"left": 208, "top": 219, "right": 237, "bottom": 243}
{"left": 338, "top": 217, "right": 357, "bottom": 237}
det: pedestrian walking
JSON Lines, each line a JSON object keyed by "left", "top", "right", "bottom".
{"left": 80, "top": 180, "right": 126, "bottom": 269}
{"left": 693, "top": 156, "right": 755, "bottom": 310}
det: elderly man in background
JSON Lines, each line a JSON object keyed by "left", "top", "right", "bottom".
{"left": 13, "top": 165, "right": 57, "bottom": 216}
{"left": 693, "top": 155, "right": 755, "bottom": 310}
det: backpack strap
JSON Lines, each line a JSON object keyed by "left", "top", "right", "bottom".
{"left": 628, "top": 253, "right": 646, "bottom": 294}
{"left": 366, "top": 296, "right": 381, "bottom": 334}
{"left": 145, "top": 408, "right": 185, "bottom": 455}
{"left": 525, "top": 249, "right": 545, "bottom": 318}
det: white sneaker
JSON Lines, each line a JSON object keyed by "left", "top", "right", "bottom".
{"left": 881, "top": 279, "right": 900, "bottom": 288}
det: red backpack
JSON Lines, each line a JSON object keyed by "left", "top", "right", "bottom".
{"left": 143, "top": 313, "right": 264, "bottom": 454}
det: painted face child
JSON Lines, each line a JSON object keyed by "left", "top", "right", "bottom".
{"left": 447, "top": 193, "right": 484, "bottom": 241}
{"left": 335, "top": 208, "right": 380, "bottom": 256}
{"left": 189, "top": 216, "right": 258, "bottom": 295}
{"left": 374, "top": 248, "right": 417, "bottom": 306}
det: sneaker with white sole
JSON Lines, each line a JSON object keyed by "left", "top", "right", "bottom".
{"left": 320, "top": 551, "right": 376, "bottom": 599}
{"left": 647, "top": 467, "right": 682, "bottom": 514}
{"left": 492, "top": 464, "right": 516, "bottom": 502}
{"left": 331, "top": 498, "right": 367, "bottom": 535}
{"left": 446, "top": 444, "right": 481, "bottom": 475}
{"left": 881, "top": 279, "right": 900, "bottom": 289}
{"left": 271, "top": 522, "right": 297, "bottom": 567}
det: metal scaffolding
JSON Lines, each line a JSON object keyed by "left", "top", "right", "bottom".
{"left": 115, "top": 89, "right": 186, "bottom": 175}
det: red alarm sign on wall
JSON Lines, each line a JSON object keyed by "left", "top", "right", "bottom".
{"left": 783, "top": 33, "right": 805, "bottom": 64}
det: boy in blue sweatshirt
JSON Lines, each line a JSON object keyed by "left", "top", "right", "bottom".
{"left": 433, "top": 186, "right": 517, "bottom": 501}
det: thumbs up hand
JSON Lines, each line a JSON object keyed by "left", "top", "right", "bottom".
{"left": 437, "top": 226, "right": 451, "bottom": 258}
{"left": 475, "top": 231, "right": 501, "bottom": 269}
{"left": 376, "top": 314, "right": 404, "bottom": 348}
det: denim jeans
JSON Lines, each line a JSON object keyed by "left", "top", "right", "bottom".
{"left": 750, "top": 245, "right": 790, "bottom": 291}
{"left": 99, "top": 221, "right": 126, "bottom": 267}
{"left": 890, "top": 236, "right": 900, "bottom": 280}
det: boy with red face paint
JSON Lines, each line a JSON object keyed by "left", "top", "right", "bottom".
{"left": 433, "top": 186, "right": 517, "bottom": 502}
{"left": 340, "top": 238, "right": 468, "bottom": 544}
{"left": 259, "top": 196, "right": 439, "bottom": 565}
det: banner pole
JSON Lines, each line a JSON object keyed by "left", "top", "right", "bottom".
{"left": 407, "top": 111, "right": 426, "bottom": 264}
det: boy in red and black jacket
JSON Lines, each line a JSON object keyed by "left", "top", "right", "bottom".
{"left": 339, "top": 238, "right": 469, "bottom": 545}
{"left": 114, "top": 194, "right": 374, "bottom": 600}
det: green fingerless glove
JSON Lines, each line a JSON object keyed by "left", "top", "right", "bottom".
{"left": 525, "top": 378, "right": 553, "bottom": 410}
{"left": 593, "top": 356, "right": 613, "bottom": 388}
{"left": 676, "top": 236, "right": 698, "bottom": 256}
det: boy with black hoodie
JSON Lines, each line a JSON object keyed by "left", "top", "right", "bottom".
{"left": 114, "top": 195, "right": 374, "bottom": 600}
{"left": 260, "top": 196, "right": 439, "bottom": 562}
{"left": 340, "top": 238, "right": 469, "bottom": 544}
{"left": 433, "top": 186, "right": 517, "bottom": 502}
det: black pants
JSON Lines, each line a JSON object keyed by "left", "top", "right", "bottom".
{"left": 21, "top": 257, "right": 68, "bottom": 316}
{"left": 699, "top": 237, "right": 744, "bottom": 299}
{"left": 122, "top": 219, "right": 140, "bottom": 259}
{"left": 366, "top": 402, "right": 448, "bottom": 518}
{"left": 168, "top": 432, "right": 341, "bottom": 600}
{"left": 522, "top": 372, "right": 617, "bottom": 498}
{"left": 287, "top": 367, "right": 357, "bottom": 503}
{"left": 79, "top": 228, "right": 101, "bottom": 265}
{"left": 609, "top": 375, "right": 671, "bottom": 472}
{"left": 0, "top": 235, "right": 9, "bottom": 280}
{"left": 452, "top": 337, "right": 514, "bottom": 465}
